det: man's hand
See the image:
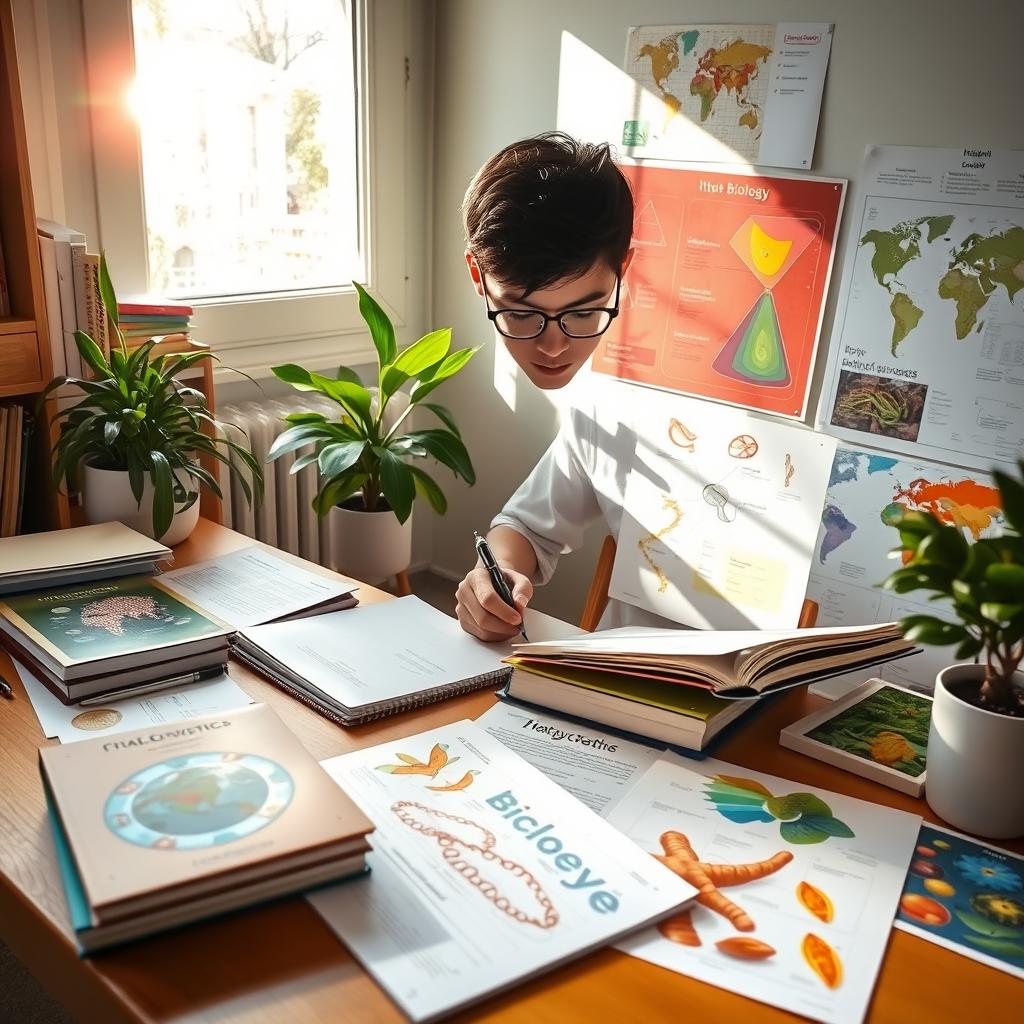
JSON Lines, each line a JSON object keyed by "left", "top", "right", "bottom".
{"left": 455, "top": 565, "right": 533, "bottom": 642}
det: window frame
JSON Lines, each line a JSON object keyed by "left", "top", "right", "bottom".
{"left": 81, "top": 0, "right": 419, "bottom": 377}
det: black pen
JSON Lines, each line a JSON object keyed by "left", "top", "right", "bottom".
{"left": 0, "top": 675, "right": 14, "bottom": 700}
{"left": 474, "top": 531, "right": 529, "bottom": 642}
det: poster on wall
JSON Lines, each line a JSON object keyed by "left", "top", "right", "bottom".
{"left": 608, "top": 389, "right": 836, "bottom": 630}
{"left": 805, "top": 445, "right": 1006, "bottom": 699}
{"left": 817, "top": 145, "right": 1024, "bottom": 470}
{"left": 592, "top": 161, "right": 845, "bottom": 420}
{"left": 621, "top": 23, "right": 833, "bottom": 169}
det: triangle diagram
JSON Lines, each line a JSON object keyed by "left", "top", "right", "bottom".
{"left": 634, "top": 200, "right": 667, "bottom": 247}
{"left": 712, "top": 292, "right": 791, "bottom": 387}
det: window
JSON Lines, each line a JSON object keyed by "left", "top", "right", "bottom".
{"left": 80, "top": 0, "right": 429, "bottom": 376}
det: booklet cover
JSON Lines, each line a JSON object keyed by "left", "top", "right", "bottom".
{"left": 780, "top": 678, "right": 932, "bottom": 796}
{"left": 40, "top": 704, "right": 373, "bottom": 918}
{"left": 606, "top": 752, "right": 921, "bottom": 1024}
{"left": 0, "top": 576, "right": 226, "bottom": 673}
{"left": 894, "top": 822, "right": 1024, "bottom": 981}
{"left": 308, "top": 720, "right": 697, "bottom": 1022}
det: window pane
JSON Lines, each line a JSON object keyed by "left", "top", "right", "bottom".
{"left": 130, "top": 0, "right": 360, "bottom": 300}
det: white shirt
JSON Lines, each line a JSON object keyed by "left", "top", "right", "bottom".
{"left": 490, "top": 374, "right": 682, "bottom": 630}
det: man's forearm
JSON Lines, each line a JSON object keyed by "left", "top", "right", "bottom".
{"left": 484, "top": 525, "right": 538, "bottom": 579}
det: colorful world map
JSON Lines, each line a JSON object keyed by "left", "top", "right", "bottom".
{"left": 859, "top": 215, "right": 1024, "bottom": 353}
{"left": 636, "top": 30, "right": 772, "bottom": 133}
{"left": 819, "top": 449, "right": 1003, "bottom": 565}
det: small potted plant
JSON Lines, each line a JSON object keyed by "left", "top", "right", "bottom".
{"left": 41, "top": 257, "right": 264, "bottom": 544}
{"left": 267, "top": 282, "right": 478, "bottom": 583}
{"left": 883, "top": 459, "right": 1024, "bottom": 838}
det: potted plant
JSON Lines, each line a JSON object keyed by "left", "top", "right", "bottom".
{"left": 882, "top": 459, "right": 1024, "bottom": 838}
{"left": 41, "top": 258, "right": 264, "bottom": 545}
{"left": 267, "top": 282, "right": 478, "bottom": 583}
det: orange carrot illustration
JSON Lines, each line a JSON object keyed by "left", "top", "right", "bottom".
{"left": 376, "top": 743, "right": 459, "bottom": 777}
{"left": 658, "top": 908, "right": 700, "bottom": 946}
{"left": 654, "top": 831, "right": 793, "bottom": 940}
{"left": 426, "top": 770, "right": 479, "bottom": 792}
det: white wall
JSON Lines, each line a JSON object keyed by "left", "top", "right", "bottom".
{"left": 429, "top": 0, "right": 1024, "bottom": 621}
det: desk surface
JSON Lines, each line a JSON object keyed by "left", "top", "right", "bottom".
{"left": 1, "top": 519, "right": 1021, "bottom": 1023}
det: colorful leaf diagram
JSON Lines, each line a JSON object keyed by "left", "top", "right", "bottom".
{"left": 703, "top": 774, "right": 855, "bottom": 845}
{"left": 426, "top": 770, "right": 480, "bottom": 792}
{"left": 376, "top": 743, "right": 459, "bottom": 778}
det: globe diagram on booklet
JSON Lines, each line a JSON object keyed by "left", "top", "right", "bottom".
{"left": 104, "top": 752, "right": 293, "bottom": 851}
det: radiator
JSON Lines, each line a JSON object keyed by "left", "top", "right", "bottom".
{"left": 217, "top": 396, "right": 338, "bottom": 566}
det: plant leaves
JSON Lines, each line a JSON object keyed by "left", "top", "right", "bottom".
{"left": 402, "top": 429, "right": 475, "bottom": 485}
{"left": 992, "top": 463, "right": 1024, "bottom": 535}
{"left": 98, "top": 253, "right": 118, "bottom": 328}
{"left": 899, "top": 614, "right": 969, "bottom": 647}
{"left": 421, "top": 402, "right": 461, "bottom": 438}
{"left": 314, "top": 473, "right": 368, "bottom": 517}
{"left": 149, "top": 450, "right": 174, "bottom": 539}
{"left": 272, "top": 363, "right": 319, "bottom": 391}
{"left": 377, "top": 448, "right": 415, "bottom": 524}
{"left": 392, "top": 328, "right": 452, "bottom": 378}
{"left": 310, "top": 373, "right": 373, "bottom": 426}
{"left": 335, "top": 364, "right": 363, "bottom": 386}
{"left": 74, "top": 330, "right": 110, "bottom": 378}
{"left": 408, "top": 464, "right": 447, "bottom": 515}
{"left": 319, "top": 440, "right": 367, "bottom": 479}
{"left": 353, "top": 281, "right": 396, "bottom": 367}
{"left": 409, "top": 346, "right": 480, "bottom": 403}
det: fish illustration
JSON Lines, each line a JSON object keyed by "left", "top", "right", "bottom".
{"left": 426, "top": 770, "right": 480, "bottom": 792}
{"left": 376, "top": 743, "right": 459, "bottom": 778}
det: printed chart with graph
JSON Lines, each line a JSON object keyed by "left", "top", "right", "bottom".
{"left": 608, "top": 390, "right": 836, "bottom": 629}
{"left": 594, "top": 161, "right": 845, "bottom": 418}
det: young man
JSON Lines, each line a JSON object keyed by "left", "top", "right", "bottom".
{"left": 456, "top": 131, "right": 666, "bottom": 642}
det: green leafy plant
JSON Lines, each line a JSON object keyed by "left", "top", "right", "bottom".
{"left": 40, "top": 256, "right": 264, "bottom": 539}
{"left": 267, "top": 282, "right": 478, "bottom": 523}
{"left": 882, "top": 459, "right": 1024, "bottom": 712}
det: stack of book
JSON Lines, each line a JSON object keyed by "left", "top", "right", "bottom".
{"left": 117, "top": 295, "right": 193, "bottom": 349}
{"left": 36, "top": 219, "right": 108, "bottom": 376}
{"left": 40, "top": 703, "right": 374, "bottom": 952}
{"left": 504, "top": 623, "right": 918, "bottom": 752}
{"left": 0, "top": 403, "right": 32, "bottom": 537}
{"left": 0, "top": 574, "right": 229, "bottom": 703}
{"left": 0, "top": 522, "right": 171, "bottom": 593}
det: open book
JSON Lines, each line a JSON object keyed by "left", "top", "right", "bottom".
{"left": 509, "top": 622, "right": 917, "bottom": 698}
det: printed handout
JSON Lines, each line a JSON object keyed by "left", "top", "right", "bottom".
{"left": 607, "top": 751, "right": 921, "bottom": 1024}
{"left": 476, "top": 701, "right": 661, "bottom": 816}
{"left": 15, "top": 658, "right": 250, "bottom": 744}
{"left": 309, "top": 721, "right": 695, "bottom": 1022}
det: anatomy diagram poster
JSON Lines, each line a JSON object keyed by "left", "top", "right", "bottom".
{"left": 609, "top": 390, "right": 836, "bottom": 630}
{"left": 594, "top": 161, "right": 845, "bottom": 419}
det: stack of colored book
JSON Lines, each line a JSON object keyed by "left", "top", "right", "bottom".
{"left": 117, "top": 295, "right": 193, "bottom": 346}
{"left": 40, "top": 704, "right": 374, "bottom": 952}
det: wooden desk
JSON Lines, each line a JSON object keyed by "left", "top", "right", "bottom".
{"left": 1, "top": 519, "right": 1020, "bottom": 1023}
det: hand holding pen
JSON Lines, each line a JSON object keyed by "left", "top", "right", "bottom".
{"left": 465, "top": 531, "right": 530, "bottom": 643}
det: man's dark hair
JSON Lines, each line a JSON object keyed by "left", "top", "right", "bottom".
{"left": 462, "top": 132, "right": 634, "bottom": 297}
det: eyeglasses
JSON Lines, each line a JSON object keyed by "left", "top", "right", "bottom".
{"left": 481, "top": 274, "right": 621, "bottom": 341}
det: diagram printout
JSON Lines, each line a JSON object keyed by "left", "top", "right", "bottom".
{"left": 607, "top": 752, "right": 920, "bottom": 1024}
{"left": 608, "top": 390, "right": 836, "bottom": 630}
{"left": 817, "top": 146, "right": 1024, "bottom": 469}
{"left": 622, "top": 23, "right": 832, "bottom": 169}
{"left": 594, "top": 161, "right": 845, "bottom": 419}
{"left": 806, "top": 446, "right": 1006, "bottom": 698}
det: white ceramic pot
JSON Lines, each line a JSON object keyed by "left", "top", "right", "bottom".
{"left": 926, "top": 663, "right": 1024, "bottom": 839}
{"left": 81, "top": 461, "right": 201, "bottom": 546}
{"left": 329, "top": 501, "right": 412, "bottom": 584}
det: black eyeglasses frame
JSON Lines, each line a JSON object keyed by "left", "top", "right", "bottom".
{"left": 480, "top": 273, "right": 621, "bottom": 341}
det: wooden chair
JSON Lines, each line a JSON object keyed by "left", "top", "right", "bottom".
{"left": 578, "top": 535, "right": 819, "bottom": 631}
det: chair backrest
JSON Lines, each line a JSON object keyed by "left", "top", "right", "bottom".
{"left": 578, "top": 535, "right": 819, "bottom": 631}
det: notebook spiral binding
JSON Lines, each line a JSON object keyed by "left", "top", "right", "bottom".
{"left": 229, "top": 646, "right": 512, "bottom": 726}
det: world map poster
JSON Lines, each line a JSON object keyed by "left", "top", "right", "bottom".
{"left": 817, "top": 145, "right": 1024, "bottom": 470}
{"left": 806, "top": 446, "right": 1006, "bottom": 699}
{"left": 621, "top": 23, "right": 833, "bottom": 169}
{"left": 592, "top": 161, "right": 845, "bottom": 419}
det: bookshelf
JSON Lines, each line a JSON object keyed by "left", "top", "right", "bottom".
{"left": 0, "top": 0, "right": 220, "bottom": 534}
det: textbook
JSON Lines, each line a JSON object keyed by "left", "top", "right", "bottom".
{"left": 308, "top": 719, "right": 697, "bottom": 1022}
{"left": 510, "top": 622, "right": 918, "bottom": 699}
{"left": 503, "top": 664, "right": 756, "bottom": 752}
{"left": 0, "top": 576, "right": 229, "bottom": 702}
{"left": 40, "top": 703, "right": 373, "bottom": 953}
{"left": 0, "top": 522, "right": 170, "bottom": 594}
{"left": 232, "top": 596, "right": 511, "bottom": 725}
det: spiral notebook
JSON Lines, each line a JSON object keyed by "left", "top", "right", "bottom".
{"left": 232, "top": 596, "right": 512, "bottom": 725}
